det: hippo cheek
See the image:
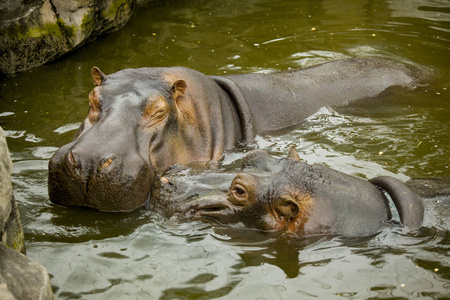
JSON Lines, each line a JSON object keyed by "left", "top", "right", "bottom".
{"left": 48, "top": 147, "right": 155, "bottom": 212}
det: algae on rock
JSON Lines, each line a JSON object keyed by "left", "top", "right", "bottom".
{"left": 0, "top": 0, "right": 137, "bottom": 76}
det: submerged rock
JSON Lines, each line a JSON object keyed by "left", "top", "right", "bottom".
{"left": 0, "top": 0, "right": 137, "bottom": 76}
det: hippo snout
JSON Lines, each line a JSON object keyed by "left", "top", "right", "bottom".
{"left": 67, "top": 145, "right": 120, "bottom": 175}
{"left": 48, "top": 143, "right": 154, "bottom": 212}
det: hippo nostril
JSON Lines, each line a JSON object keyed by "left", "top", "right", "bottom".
{"left": 68, "top": 151, "right": 79, "bottom": 168}
{"left": 99, "top": 157, "right": 114, "bottom": 170}
{"left": 68, "top": 151, "right": 75, "bottom": 164}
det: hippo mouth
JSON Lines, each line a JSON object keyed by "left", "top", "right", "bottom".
{"left": 49, "top": 162, "right": 153, "bottom": 212}
{"left": 180, "top": 197, "right": 235, "bottom": 223}
{"left": 194, "top": 202, "right": 231, "bottom": 219}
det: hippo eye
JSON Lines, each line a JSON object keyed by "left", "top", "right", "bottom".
{"left": 230, "top": 183, "right": 249, "bottom": 204}
{"left": 235, "top": 187, "right": 245, "bottom": 195}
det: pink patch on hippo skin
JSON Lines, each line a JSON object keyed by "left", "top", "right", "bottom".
{"left": 160, "top": 177, "right": 170, "bottom": 184}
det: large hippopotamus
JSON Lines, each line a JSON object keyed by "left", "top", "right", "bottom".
{"left": 150, "top": 148, "right": 430, "bottom": 237}
{"left": 48, "top": 58, "right": 429, "bottom": 212}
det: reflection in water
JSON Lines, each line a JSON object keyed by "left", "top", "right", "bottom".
{"left": 388, "top": 0, "right": 450, "bottom": 22}
{"left": 1, "top": 0, "right": 449, "bottom": 298}
{"left": 26, "top": 213, "right": 449, "bottom": 299}
{"left": 234, "top": 234, "right": 325, "bottom": 279}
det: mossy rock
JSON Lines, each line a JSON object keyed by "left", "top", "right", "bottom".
{"left": 0, "top": 0, "right": 138, "bottom": 76}
{"left": 0, "top": 127, "right": 25, "bottom": 253}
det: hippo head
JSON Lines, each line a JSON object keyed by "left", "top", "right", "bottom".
{"left": 151, "top": 148, "right": 310, "bottom": 233}
{"left": 49, "top": 67, "right": 221, "bottom": 211}
{"left": 151, "top": 147, "right": 424, "bottom": 236}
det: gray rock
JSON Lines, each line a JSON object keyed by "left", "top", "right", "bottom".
{"left": 0, "top": 127, "right": 24, "bottom": 254}
{"left": 0, "top": 275, "right": 17, "bottom": 300}
{"left": 2, "top": 195, "right": 25, "bottom": 254}
{"left": 0, "top": 244, "right": 53, "bottom": 300}
{"left": 0, "top": 126, "right": 53, "bottom": 299}
{"left": 0, "top": 127, "right": 13, "bottom": 232}
{"left": 0, "top": 0, "right": 138, "bottom": 76}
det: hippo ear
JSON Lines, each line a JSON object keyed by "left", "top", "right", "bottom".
{"left": 172, "top": 79, "right": 197, "bottom": 125}
{"left": 171, "top": 79, "right": 186, "bottom": 98}
{"left": 91, "top": 67, "right": 107, "bottom": 86}
{"left": 287, "top": 146, "right": 301, "bottom": 161}
{"left": 276, "top": 195, "right": 300, "bottom": 219}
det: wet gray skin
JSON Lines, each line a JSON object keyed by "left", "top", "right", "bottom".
{"left": 150, "top": 148, "right": 425, "bottom": 237}
{"left": 48, "top": 58, "right": 430, "bottom": 212}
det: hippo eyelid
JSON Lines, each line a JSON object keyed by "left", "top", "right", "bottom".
{"left": 142, "top": 96, "right": 168, "bottom": 126}
{"left": 228, "top": 173, "right": 258, "bottom": 205}
{"left": 229, "top": 183, "right": 249, "bottom": 205}
{"left": 150, "top": 107, "right": 167, "bottom": 118}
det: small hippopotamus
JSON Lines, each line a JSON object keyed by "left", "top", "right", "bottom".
{"left": 49, "top": 58, "right": 429, "bottom": 212}
{"left": 150, "top": 148, "right": 426, "bottom": 237}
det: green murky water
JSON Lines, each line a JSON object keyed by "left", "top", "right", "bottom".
{"left": 1, "top": 0, "right": 449, "bottom": 298}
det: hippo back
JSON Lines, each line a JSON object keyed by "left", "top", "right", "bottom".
{"left": 221, "top": 58, "right": 428, "bottom": 135}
